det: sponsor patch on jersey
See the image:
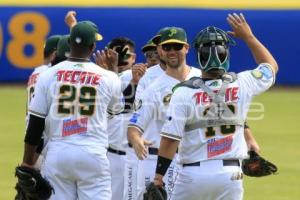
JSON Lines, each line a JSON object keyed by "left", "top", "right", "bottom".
{"left": 251, "top": 70, "right": 263, "bottom": 79}
{"left": 163, "top": 93, "right": 172, "bottom": 105}
{"left": 207, "top": 135, "right": 233, "bottom": 158}
{"left": 129, "top": 113, "right": 140, "bottom": 124}
{"left": 62, "top": 117, "right": 88, "bottom": 137}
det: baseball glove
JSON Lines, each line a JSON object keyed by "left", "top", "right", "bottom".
{"left": 15, "top": 166, "right": 54, "bottom": 200}
{"left": 242, "top": 150, "right": 278, "bottom": 177}
{"left": 143, "top": 182, "right": 167, "bottom": 200}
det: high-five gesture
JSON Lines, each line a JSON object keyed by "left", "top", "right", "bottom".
{"left": 227, "top": 13, "right": 254, "bottom": 40}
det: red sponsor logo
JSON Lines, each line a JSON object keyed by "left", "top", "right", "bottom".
{"left": 207, "top": 135, "right": 233, "bottom": 158}
{"left": 56, "top": 70, "right": 101, "bottom": 86}
{"left": 62, "top": 117, "right": 88, "bottom": 137}
{"left": 27, "top": 73, "right": 40, "bottom": 87}
{"left": 193, "top": 87, "right": 239, "bottom": 105}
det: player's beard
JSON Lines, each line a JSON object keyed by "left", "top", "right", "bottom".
{"left": 166, "top": 57, "right": 180, "bottom": 69}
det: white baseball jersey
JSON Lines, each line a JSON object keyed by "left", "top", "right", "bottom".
{"left": 28, "top": 60, "right": 124, "bottom": 154}
{"left": 135, "top": 64, "right": 164, "bottom": 102}
{"left": 128, "top": 67, "right": 201, "bottom": 148}
{"left": 123, "top": 64, "right": 164, "bottom": 200}
{"left": 26, "top": 64, "right": 49, "bottom": 118}
{"left": 161, "top": 64, "right": 275, "bottom": 164}
{"left": 108, "top": 69, "right": 132, "bottom": 151}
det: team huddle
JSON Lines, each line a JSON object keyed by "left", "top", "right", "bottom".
{"left": 15, "top": 11, "right": 278, "bottom": 200}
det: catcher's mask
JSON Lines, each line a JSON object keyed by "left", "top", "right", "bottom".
{"left": 193, "top": 26, "right": 235, "bottom": 72}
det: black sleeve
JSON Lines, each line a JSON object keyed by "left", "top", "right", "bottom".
{"left": 24, "top": 114, "right": 45, "bottom": 146}
{"left": 122, "top": 82, "right": 137, "bottom": 113}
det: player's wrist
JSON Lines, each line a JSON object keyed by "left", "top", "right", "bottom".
{"left": 155, "top": 155, "right": 172, "bottom": 176}
{"left": 154, "top": 175, "right": 164, "bottom": 187}
{"left": 20, "top": 162, "right": 35, "bottom": 168}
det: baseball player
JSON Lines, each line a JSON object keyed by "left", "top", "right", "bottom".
{"left": 100, "top": 37, "right": 147, "bottom": 200}
{"left": 127, "top": 27, "right": 202, "bottom": 199}
{"left": 141, "top": 39, "right": 160, "bottom": 68}
{"left": 152, "top": 13, "right": 278, "bottom": 200}
{"left": 21, "top": 21, "right": 124, "bottom": 199}
{"left": 26, "top": 35, "right": 61, "bottom": 117}
{"left": 123, "top": 28, "right": 172, "bottom": 200}
{"left": 26, "top": 34, "right": 69, "bottom": 167}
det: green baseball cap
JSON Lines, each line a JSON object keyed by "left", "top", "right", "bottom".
{"left": 44, "top": 35, "right": 61, "bottom": 54}
{"left": 158, "top": 27, "right": 188, "bottom": 45}
{"left": 70, "top": 21, "right": 103, "bottom": 46}
{"left": 141, "top": 39, "right": 156, "bottom": 53}
{"left": 151, "top": 27, "right": 171, "bottom": 45}
{"left": 56, "top": 35, "right": 70, "bottom": 59}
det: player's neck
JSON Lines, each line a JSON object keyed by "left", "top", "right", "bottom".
{"left": 68, "top": 51, "right": 91, "bottom": 62}
{"left": 166, "top": 64, "right": 190, "bottom": 81}
{"left": 201, "top": 70, "right": 224, "bottom": 80}
{"left": 159, "top": 60, "right": 167, "bottom": 71}
{"left": 68, "top": 56, "right": 90, "bottom": 62}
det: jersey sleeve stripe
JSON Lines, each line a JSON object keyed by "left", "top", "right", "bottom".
{"left": 28, "top": 110, "right": 47, "bottom": 118}
{"left": 160, "top": 132, "right": 181, "bottom": 141}
{"left": 127, "top": 124, "right": 144, "bottom": 134}
{"left": 107, "top": 108, "right": 124, "bottom": 115}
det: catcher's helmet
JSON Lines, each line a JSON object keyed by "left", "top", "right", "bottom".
{"left": 193, "top": 26, "right": 235, "bottom": 72}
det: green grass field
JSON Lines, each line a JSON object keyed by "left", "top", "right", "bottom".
{"left": 0, "top": 86, "right": 299, "bottom": 199}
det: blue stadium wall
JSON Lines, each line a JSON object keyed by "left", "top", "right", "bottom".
{"left": 0, "top": 7, "right": 299, "bottom": 84}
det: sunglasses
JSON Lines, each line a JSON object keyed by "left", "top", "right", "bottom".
{"left": 144, "top": 51, "right": 159, "bottom": 59}
{"left": 198, "top": 43, "right": 228, "bottom": 65}
{"left": 161, "top": 43, "right": 184, "bottom": 52}
{"left": 123, "top": 52, "right": 135, "bottom": 60}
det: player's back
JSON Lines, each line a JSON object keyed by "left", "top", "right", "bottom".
{"left": 108, "top": 69, "right": 133, "bottom": 151}
{"left": 29, "top": 60, "right": 123, "bottom": 152}
{"left": 163, "top": 64, "right": 275, "bottom": 164}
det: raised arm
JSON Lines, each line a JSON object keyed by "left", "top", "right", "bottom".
{"left": 227, "top": 13, "right": 278, "bottom": 74}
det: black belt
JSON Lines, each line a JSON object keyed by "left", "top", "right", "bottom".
{"left": 183, "top": 159, "right": 240, "bottom": 167}
{"left": 148, "top": 147, "right": 158, "bottom": 155}
{"left": 108, "top": 147, "right": 126, "bottom": 155}
{"left": 128, "top": 143, "right": 158, "bottom": 155}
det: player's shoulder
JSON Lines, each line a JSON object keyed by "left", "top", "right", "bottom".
{"left": 190, "top": 66, "right": 202, "bottom": 76}
{"left": 30, "top": 64, "right": 49, "bottom": 75}
{"left": 147, "top": 73, "right": 170, "bottom": 91}
{"left": 238, "top": 63, "right": 275, "bottom": 83}
{"left": 119, "top": 69, "right": 132, "bottom": 79}
{"left": 86, "top": 62, "right": 119, "bottom": 79}
{"left": 144, "top": 64, "right": 164, "bottom": 77}
{"left": 139, "top": 76, "right": 164, "bottom": 100}
{"left": 146, "top": 64, "right": 164, "bottom": 75}
{"left": 169, "top": 85, "right": 190, "bottom": 104}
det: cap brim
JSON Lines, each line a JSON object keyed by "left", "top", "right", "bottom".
{"left": 142, "top": 45, "right": 157, "bottom": 53}
{"left": 159, "top": 39, "right": 188, "bottom": 45}
{"left": 151, "top": 35, "right": 161, "bottom": 45}
{"left": 96, "top": 33, "right": 103, "bottom": 41}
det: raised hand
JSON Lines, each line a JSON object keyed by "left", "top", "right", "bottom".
{"left": 226, "top": 13, "right": 254, "bottom": 40}
{"left": 65, "top": 10, "right": 77, "bottom": 29}
{"left": 93, "top": 48, "right": 119, "bottom": 73}
{"left": 131, "top": 63, "right": 147, "bottom": 84}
